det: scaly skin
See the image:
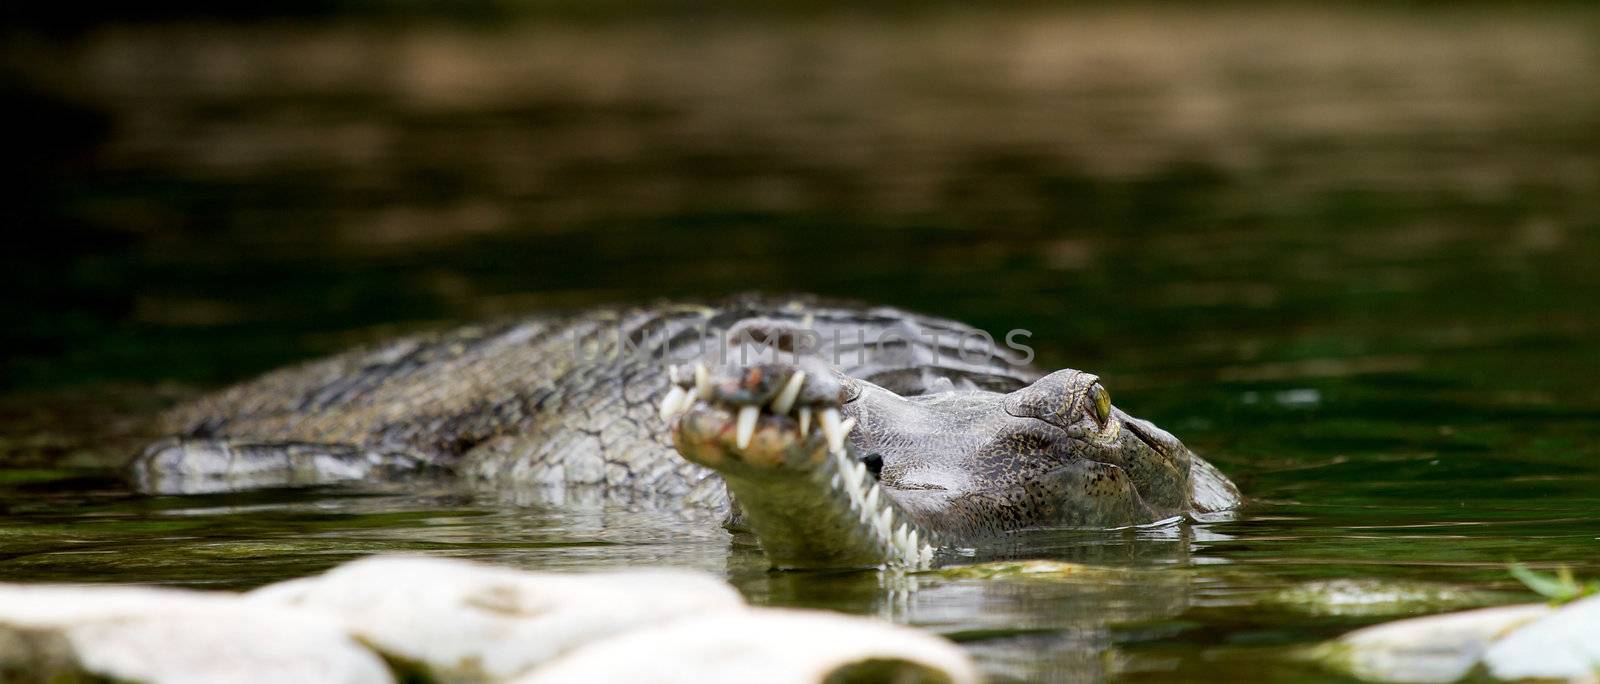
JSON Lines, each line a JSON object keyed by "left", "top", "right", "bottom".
{"left": 133, "top": 295, "right": 1240, "bottom": 569}
{"left": 668, "top": 358, "right": 1240, "bottom": 569}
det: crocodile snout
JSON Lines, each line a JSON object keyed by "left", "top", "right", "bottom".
{"left": 665, "top": 362, "right": 848, "bottom": 475}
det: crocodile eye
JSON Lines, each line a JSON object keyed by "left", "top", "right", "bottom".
{"left": 1088, "top": 383, "right": 1112, "bottom": 426}
{"left": 1004, "top": 369, "right": 1106, "bottom": 432}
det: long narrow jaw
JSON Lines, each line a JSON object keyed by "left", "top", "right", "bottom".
{"left": 663, "top": 363, "right": 936, "bottom": 570}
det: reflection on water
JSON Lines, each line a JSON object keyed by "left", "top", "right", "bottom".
{"left": 3, "top": 4, "right": 1600, "bottom": 683}
{"left": 12, "top": 465, "right": 1584, "bottom": 682}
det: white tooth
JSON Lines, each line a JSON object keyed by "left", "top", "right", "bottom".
{"left": 770, "top": 371, "right": 805, "bottom": 414}
{"left": 821, "top": 408, "right": 845, "bottom": 454}
{"left": 797, "top": 407, "right": 812, "bottom": 437}
{"left": 658, "top": 386, "right": 689, "bottom": 421}
{"left": 831, "top": 447, "right": 850, "bottom": 471}
{"left": 838, "top": 416, "right": 856, "bottom": 439}
{"left": 836, "top": 463, "right": 855, "bottom": 494}
{"left": 907, "top": 529, "right": 919, "bottom": 553}
{"left": 894, "top": 524, "right": 909, "bottom": 550}
{"left": 852, "top": 460, "right": 868, "bottom": 485}
{"left": 877, "top": 509, "right": 894, "bottom": 540}
{"left": 734, "top": 406, "right": 759, "bottom": 449}
{"left": 865, "top": 485, "right": 880, "bottom": 512}
{"left": 848, "top": 469, "right": 868, "bottom": 515}
{"left": 844, "top": 470, "right": 864, "bottom": 502}
{"left": 694, "top": 363, "right": 711, "bottom": 400}
{"left": 830, "top": 473, "right": 842, "bottom": 490}
{"left": 668, "top": 365, "right": 680, "bottom": 384}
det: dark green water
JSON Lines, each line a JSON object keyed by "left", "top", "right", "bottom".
{"left": 3, "top": 5, "right": 1599, "bottom": 682}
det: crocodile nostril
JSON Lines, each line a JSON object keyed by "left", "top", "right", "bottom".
{"left": 1121, "top": 418, "right": 1168, "bottom": 455}
{"left": 862, "top": 453, "right": 884, "bottom": 480}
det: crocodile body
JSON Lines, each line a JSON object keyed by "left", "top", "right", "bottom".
{"left": 136, "top": 296, "right": 1239, "bottom": 568}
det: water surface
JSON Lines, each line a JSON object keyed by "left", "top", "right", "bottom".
{"left": 3, "top": 5, "right": 1599, "bottom": 682}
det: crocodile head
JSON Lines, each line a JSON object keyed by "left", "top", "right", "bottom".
{"left": 666, "top": 360, "right": 1240, "bottom": 570}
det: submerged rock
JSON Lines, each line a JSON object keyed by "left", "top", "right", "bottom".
{"left": 1482, "top": 594, "right": 1600, "bottom": 681}
{"left": 1323, "top": 603, "right": 1551, "bottom": 683}
{"left": 1264, "top": 579, "right": 1508, "bottom": 618}
{"left": 246, "top": 555, "right": 748, "bottom": 683}
{"left": 927, "top": 560, "right": 1092, "bottom": 580}
{"left": 0, "top": 584, "right": 393, "bottom": 683}
{"left": 516, "top": 609, "right": 979, "bottom": 684}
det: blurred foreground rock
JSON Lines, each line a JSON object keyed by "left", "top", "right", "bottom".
{"left": 0, "top": 584, "right": 391, "bottom": 683}
{"left": 246, "top": 556, "right": 747, "bottom": 682}
{"left": 513, "top": 611, "right": 978, "bottom": 684}
{"left": 0, "top": 556, "right": 977, "bottom": 684}
{"left": 1480, "top": 595, "right": 1600, "bottom": 681}
{"left": 1324, "top": 594, "right": 1600, "bottom": 683}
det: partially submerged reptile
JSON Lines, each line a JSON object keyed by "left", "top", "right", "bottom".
{"left": 135, "top": 296, "right": 1240, "bottom": 569}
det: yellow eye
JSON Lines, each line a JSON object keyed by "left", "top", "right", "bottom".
{"left": 1088, "top": 384, "right": 1112, "bottom": 426}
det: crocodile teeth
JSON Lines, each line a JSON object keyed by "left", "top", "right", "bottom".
{"left": 668, "top": 365, "right": 680, "bottom": 385}
{"left": 820, "top": 408, "right": 845, "bottom": 454}
{"left": 734, "top": 405, "right": 760, "bottom": 449}
{"left": 831, "top": 445, "right": 850, "bottom": 470}
{"left": 797, "top": 406, "right": 812, "bottom": 438}
{"left": 843, "top": 454, "right": 867, "bottom": 491}
{"left": 770, "top": 371, "right": 805, "bottom": 415}
{"left": 694, "top": 363, "right": 711, "bottom": 400}
{"left": 658, "top": 385, "right": 689, "bottom": 421}
{"left": 864, "top": 484, "right": 880, "bottom": 512}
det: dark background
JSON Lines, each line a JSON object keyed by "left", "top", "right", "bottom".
{"left": 4, "top": 1, "right": 1597, "bottom": 407}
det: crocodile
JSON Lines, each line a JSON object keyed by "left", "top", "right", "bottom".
{"left": 133, "top": 296, "right": 1241, "bottom": 569}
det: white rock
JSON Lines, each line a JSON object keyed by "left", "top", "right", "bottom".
{"left": 2, "top": 556, "right": 981, "bottom": 684}
{"left": 1332, "top": 603, "right": 1552, "bottom": 683}
{"left": 0, "top": 584, "right": 393, "bottom": 684}
{"left": 247, "top": 555, "right": 747, "bottom": 683}
{"left": 1483, "top": 594, "right": 1600, "bottom": 680}
{"left": 512, "top": 608, "right": 980, "bottom": 684}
